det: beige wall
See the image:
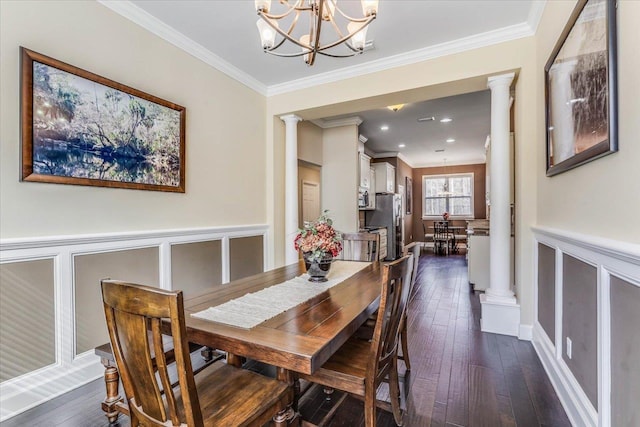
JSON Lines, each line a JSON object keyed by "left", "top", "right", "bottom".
{"left": 321, "top": 125, "right": 359, "bottom": 234}
{"left": 298, "top": 121, "right": 323, "bottom": 165}
{"left": 535, "top": 0, "right": 640, "bottom": 242}
{"left": 298, "top": 162, "right": 321, "bottom": 227}
{"left": 0, "top": 1, "right": 267, "bottom": 239}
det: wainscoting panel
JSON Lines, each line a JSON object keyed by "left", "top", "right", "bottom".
{"left": 0, "top": 259, "right": 56, "bottom": 382}
{"left": 171, "top": 240, "right": 223, "bottom": 297}
{"left": 532, "top": 226, "right": 640, "bottom": 427}
{"left": 0, "top": 224, "right": 268, "bottom": 422}
{"left": 74, "top": 247, "right": 160, "bottom": 355}
{"left": 537, "top": 243, "right": 556, "bottom": 343}
{"left": 609, "top": 275, "right": 640, "bottom": 427}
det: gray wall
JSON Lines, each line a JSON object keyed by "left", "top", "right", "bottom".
{"left": 537, "top": 243, "right": 556, "bottom": 343}
{"left": 610, "top": 275, "right": 640, "bottom": 427}
{"left": 562, "top": 254, "right": 598, "bottom": 409}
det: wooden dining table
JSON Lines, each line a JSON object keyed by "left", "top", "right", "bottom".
{"left": 180, "top": 259, "right": 383, "bottom": 424}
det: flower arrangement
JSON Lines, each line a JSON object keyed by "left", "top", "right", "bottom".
{"left": 442, "top": 212, "right": 450, "bottom": 220}
{"left": 294, "top": 211, "right": 342, "bottom": 263}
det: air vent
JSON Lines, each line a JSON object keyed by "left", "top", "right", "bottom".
{"left": 417, "top": 116, "right": 435, "bottom": 122}
{"left": 435, "top": 149, "right": 445, "bottom": 153}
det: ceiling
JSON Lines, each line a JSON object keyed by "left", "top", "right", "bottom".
{"left": 349, "top": 90, "right": 491, "bottom": 167}
{"left": 103, "top": 0, "right": 539, "bottom": 166}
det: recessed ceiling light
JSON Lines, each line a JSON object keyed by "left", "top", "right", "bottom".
{"left": 398, "top": 143, "right": 406, "bottom": 148}
{"left": 387, "top": 104, "right": 405, "bottom": 112}
{"left": 440, "top": 117, "right": 453, "bottom": 123}
{"left": 380, "top": 125, "right": 389, "bottom": 131}
{"left": 446, "top": 138, "right": 455, "bottom": 143}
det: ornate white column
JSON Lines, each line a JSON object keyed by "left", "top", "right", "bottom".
{"left": 480, "top": 72, "right": 520, "bottom": 337}
{"left": 281, "top": 114, "right": 302, "bottom": 265}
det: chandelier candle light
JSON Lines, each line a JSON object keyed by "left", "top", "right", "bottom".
{"left": 255, "top": 0, "right": 379, "bottom": 66}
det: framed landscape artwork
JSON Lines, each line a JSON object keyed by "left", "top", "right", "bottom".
{"left": 20, "top": 47, "right": 186, "bottom": 192}
{"left": 544, "top": 0, "right": 617, "bottom": 177}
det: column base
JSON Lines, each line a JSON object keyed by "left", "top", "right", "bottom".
{"left": 479, "top": 293, "right": 520, "bottom": 337}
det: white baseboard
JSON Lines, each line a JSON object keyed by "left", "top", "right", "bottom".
{"left": 518, "top": 324, "right": 533, "bottom": 341}
{"left": 479, "top": 294, "right": 520, "bottom": 336}
{"left": 0, "top": 356, "right": 103, "bottom": 422}
{"left": 532, "top": 323, "right": 597, "bottom": 427}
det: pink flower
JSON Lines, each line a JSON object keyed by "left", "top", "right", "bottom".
{"left": 294, "top": 211, "right": 342, "bottom": 262}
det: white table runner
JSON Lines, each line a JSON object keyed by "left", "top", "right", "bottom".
{"left": 191, "top": 261, "right": 371, "bottom": 329}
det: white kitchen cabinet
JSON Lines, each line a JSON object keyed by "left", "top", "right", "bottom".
{"left": 367, "top": 166, "right": 376, "bottom": 209}
{"left": 359, "top": 153, "right": 371, "bottom": 189}
{"left": 373, "top": 162, "right": 395, "bottom": 194}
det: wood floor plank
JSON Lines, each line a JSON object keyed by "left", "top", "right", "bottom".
{"left": 469, "top": 364, "right": 502, "bottom": 427}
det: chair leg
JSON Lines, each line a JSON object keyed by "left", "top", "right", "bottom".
{"left": 400, "top": 321, "right": 411, "bottom": 371}
{"left": 364, "top": 385, "right": 377, "bottom": 427}
{"left": 388, "top": 357, "right": 404, "bottom": 426}
{"left": 100, "top": 365, "right": 123, "bottom": 423}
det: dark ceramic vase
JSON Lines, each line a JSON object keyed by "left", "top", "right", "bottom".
{"left": 303, "top": 253, "right": 333, "bottom": 282}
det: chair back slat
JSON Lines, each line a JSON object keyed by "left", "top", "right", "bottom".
{"left": 433, "top": 221, "right": 451, "bottom": 240}
{"left": 369, "top": 255, "right": 413, "bottom": 379}
{"left": 101, "top": 280, "right": 204, "bottom": 427}
{"left": 340, "top": 232, "right": 380, "bottom": 262}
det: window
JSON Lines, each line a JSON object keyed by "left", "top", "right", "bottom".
{"left": 422, "top": 173, "right": 474, "bottom": 219}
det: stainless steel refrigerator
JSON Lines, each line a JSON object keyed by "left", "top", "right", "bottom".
{"left": 365, "top": 194, "right": 404, "bottom": 261}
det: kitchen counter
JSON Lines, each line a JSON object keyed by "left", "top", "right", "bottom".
{"left": 466, "top": 219, "right": 489, "bottom": 235}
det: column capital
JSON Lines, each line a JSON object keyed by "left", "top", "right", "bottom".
{"left": 279, "top": 114, "right": 302, "bottom": 124}
{"left": 487, "top": 72, "right": 515, "bottom": 90}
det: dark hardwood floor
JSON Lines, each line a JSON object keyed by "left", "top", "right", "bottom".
{"left": 1, "top": 254, "right": 570, "bottom": 427}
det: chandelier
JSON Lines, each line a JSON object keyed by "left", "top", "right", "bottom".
{"left": 254, "top": 0, "right": 379, "bottom": 66}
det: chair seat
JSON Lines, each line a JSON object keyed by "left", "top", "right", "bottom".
{"left": 300, "top": 337, "right": 371, "bottom": 397}
{"left": 176, "top": 363, "right": 290, "bottom": 427}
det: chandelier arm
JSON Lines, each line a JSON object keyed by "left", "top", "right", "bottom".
{"left": 316, "top": 50, "right": 360, "bottom": 58}
{"left": 258, "top": 11, "right": 309, "bottom": 50}
{"left": 258, "top": 0, "right": 308, "bottom": 20}
{"left": 333, "top": 3, "right": 376, "bottom": 22}
{"left": 314, "top": 14, "right": 375, "bottom": 52}
{"left": 262, "top": 50, "right": 311, "bottom": 58}
{"left": 306, "top": 0, "right": 326, "bottom": 65}
{"left": 325, "top": 15, "right": 361, "bottom": 54}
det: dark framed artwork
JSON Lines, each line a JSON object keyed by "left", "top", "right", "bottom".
{"left": 544, "top": 0, "right": 617, "bottom": 177}
{"left": 405, "top": 176, "right": 412, "bottom": 215}
{"left": 20, "top": 47, "right": 186, "bottom": 192}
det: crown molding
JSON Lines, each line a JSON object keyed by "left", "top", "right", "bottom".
{"left": 97, "top": 0, "right": 268, "bottom": 95}
{"left": 310, "top": 116, "right": 363, "bottom": 128}
{"left": 527, "top": 1, "right": 547, "bottom": 35}
{"left": 412, "top": 157, "right": 487, "bottom": 168}
{"left": 369, "top": 152, "right": 415, "bottom": 169}
{"left": 266, "top": 20, "right": 537, "bottom": 96}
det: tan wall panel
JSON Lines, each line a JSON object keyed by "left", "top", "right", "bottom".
{"left": 171, "top": 241, "right": 222, "bottom": 298}
{"left": 298, "top": 163, "right": 322, "bottom": 228}
{"left": 610, "top": 276, "right": 640, "bottom": 426}
{"left": 0, "top": 259, "right": 55, "bottom": 382}
{"left": 229, "top": 236, "right": 264, "bottom": 281}
{"left": 74, "top": 247, "right": 159, "bottom": 354}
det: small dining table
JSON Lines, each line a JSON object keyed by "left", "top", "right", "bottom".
{"left": 180, "top": 259, "right": 383, "bottom": 424}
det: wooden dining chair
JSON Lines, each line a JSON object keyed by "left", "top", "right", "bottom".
{"left": 398, "top": 244, "right": 420, "bottom": 372}
{"left": 339, "top": 232, "right": 380, "bottom": 262}
{"left": 433, "top": 221, "right": 453, "bottom": 255}
{"left": 297, "top": 255, "right": 414, "bottom": 427}
{"left": 101, "top": 280, "right": 291, "bottom": 427}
